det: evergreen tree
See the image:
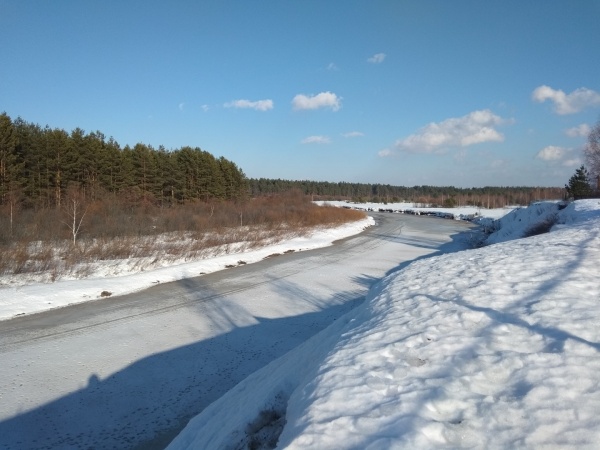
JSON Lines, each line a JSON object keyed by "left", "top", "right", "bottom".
{"left": 81, "top": 131, "right": 105, "bottom": 201}
{"left": 219, "top": 157, "right": 246, "bottom": 200}
{"left": 565, "top": 165, "right": 592, "bottom": 199}
{"left": 0, "top": 113, "right": 19, "bottom": 203}
{"left": 118, "top": 145, "right": 137, "bottom": 194}
{"left": 97, "top": 136, "right": 121, "bottom": 196}
{"left": 155, "top": 146, "right": 180, "bottom": 205}
{"left": 45, "top": 127, "right": 71, "bottom": 207}
{"left": 131, "top": 143, "right": 158, "bottom": 202}
{"left": 14, "top": 118, "right": 46, "bottom": 206}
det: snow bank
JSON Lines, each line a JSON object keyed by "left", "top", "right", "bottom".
{"left": 0, "top": 218, "right": 374, "bottom": 321}
{"left": 484, "top": 201, "right": 560, "bottom": 245}
{"left": 168, "top": 200, "right": 600, "bottom": 449}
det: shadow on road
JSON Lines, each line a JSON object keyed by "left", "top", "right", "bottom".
{"left": 0, "top": 296, "right": 365, "bottom": 450}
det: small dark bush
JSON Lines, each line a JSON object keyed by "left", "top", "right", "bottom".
{"left": 523, "top": 213, "right": 558, "bottom": 238}
{"left": 246, "top": 408, "right": 286, "bottom": 450}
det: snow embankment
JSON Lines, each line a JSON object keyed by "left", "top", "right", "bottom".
{"left": 482, "top": 201, "right": 562, "bottom": 245}
{"left": 168, "top": 200, "right": 600, "bottom": 449}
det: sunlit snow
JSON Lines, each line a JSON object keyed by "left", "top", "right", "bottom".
{"left": 168, "top": 200, "right": 600, "bottom": 449}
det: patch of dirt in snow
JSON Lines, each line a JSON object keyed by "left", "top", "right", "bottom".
{"left": 229, "top": 392, "right": 288, "bottom": 450}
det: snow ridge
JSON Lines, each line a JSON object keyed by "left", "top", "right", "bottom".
{"left": 483, "top": 201, "right": 561, "bottom": 245}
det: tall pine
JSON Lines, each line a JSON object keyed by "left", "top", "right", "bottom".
{"left": 0, "top": 113, "right": 20, "bottom": 204}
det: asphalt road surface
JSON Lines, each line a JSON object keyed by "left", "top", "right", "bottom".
{"left": 0, "top": 213, "right": 473, "bottom": 450}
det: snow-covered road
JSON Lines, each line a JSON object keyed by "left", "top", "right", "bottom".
{"left": 0, "top": 213, "right": 473, "bottom": 449}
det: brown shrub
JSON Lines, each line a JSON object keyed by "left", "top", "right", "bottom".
{"left": 0, "top": 191, "right": 366, "bottom": 278}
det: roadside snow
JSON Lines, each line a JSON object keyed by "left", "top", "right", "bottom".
{"left": 167, "top": 200, "right": 600, "bottom": 449}
{"left": 0, "top": 218, "right": 374, "bottom": 321}
{"left": 0, "top": 203, "right": 513, "bottom": 322}
{"left": 484, "top": 201, "right": 561, "bottom": 245}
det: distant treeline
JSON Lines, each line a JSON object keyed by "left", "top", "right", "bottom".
{"left": 249, "top": 178, "right": 564, "bottom": 208}
{"left": 1, "top": 112, "right": 564, "bottom": 211}
{"left": 0, "top": 113, "right": 247, "bottom": 208}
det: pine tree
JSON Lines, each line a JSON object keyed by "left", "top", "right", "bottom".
{"left": 131, "top": 143, "right": 158, "bottom": 203}
{"left": 0, "top": 112, "right": 19, "bottom": 204}
{"left": 102, "top": 137, "right": 122, "bottom": 195}
{"left": 565, "top": 165, "right": 592, "bottom": 199}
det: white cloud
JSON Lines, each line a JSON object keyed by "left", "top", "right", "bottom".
{"left": 532, "top": 85, "right": 600, "bottom": 115}
{"left": 179, "top": 102, "right": 185, "bottom": 111}
{"left": 301, "top": 135, "right": 331, "bottom": 144}
{"left": 536, "top": 145, "right": 566, "bottom": 161}
{"left": 224, "top": 99, "right": 274, "bottom": 111}
{"left": 565, "top": 123, "right": 591, "bottom": 137}
{"left": 377, "top": 148, "right": 393, "bottom": 157}
{"left": 535, "top": 146, "right": 581, "bottom": 168}
{"left": 384, "top": 109, "right": 509, "bottom": 155}
{"left": 535, "top": 145, "right": 567, "bottom": 161}
{"left": 562, "top": 158, "right": 582, "bottom": 167}
{"left": 327, "top": 62, "right": 338, "bottom": 71}
{"left": 292, "top": 92, "right": 342, "bottom": 111}
{"left": 201, "top": 104, "right": 210, "bottom": 112}
{"left": 342, "top": 131, "right": 364, "bottom": 138}
{"left": 367, "top": 53, "right": 386, "bottom": 64}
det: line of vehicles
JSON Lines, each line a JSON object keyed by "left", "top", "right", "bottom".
{"left": 342, "top": 205, "right": 478, "bottom": 221}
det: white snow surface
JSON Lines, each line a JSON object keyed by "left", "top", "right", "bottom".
{"left": 168, "top": 199, "right": 600, "bottom": 450}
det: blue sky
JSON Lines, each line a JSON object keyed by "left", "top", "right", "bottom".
{"left": 2, "top": 1, "right": 600, "bottom": 187}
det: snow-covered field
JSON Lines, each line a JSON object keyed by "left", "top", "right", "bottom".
{"left": 167, "top": 199, "right": 600, "bottom": 449}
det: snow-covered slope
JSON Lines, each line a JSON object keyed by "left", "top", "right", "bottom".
{"left": 483, "top": 201, "right": 562, "bottom": 245}
{"left": 168, "top": 200, "right": 600, "bottom": 449}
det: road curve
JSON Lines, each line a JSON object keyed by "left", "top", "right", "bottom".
{"left": 0, "top": 213, "right": 473, "bottom": 450}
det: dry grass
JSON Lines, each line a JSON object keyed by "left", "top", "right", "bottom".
{"left": 0, "top": 192, "right": 366, "bottom": 281}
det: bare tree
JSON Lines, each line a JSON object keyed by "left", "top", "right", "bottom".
{"left": 62, "top": 187, "right": 88, "bottom": 245}
{"left": 584, "top": 119, "right": 600, "bottom": 189}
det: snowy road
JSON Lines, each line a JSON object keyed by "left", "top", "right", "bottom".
{"left": 0, "top": 213, "right": 472, "bottom": 450}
